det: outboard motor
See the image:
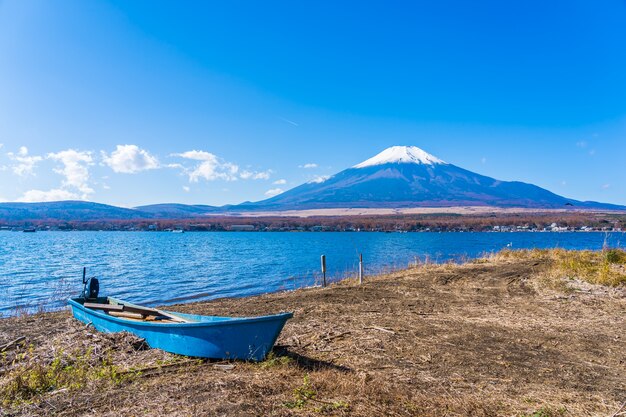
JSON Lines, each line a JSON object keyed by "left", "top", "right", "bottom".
{"left": 82, "top": 267, "right": 100, "bottom": 300}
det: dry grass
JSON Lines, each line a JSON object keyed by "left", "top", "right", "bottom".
{"left": 491, "top": 248, "right": 626, "bottom": 287}
{"left": 0, "top": 319, "right": 182, "bottom": 408}
{"left": 1, "top": 250, "right": 624, "bottom": 416}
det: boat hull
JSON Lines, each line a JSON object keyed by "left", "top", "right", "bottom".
{"left": 68, "top": 297, "right": 292, "bottom": 360}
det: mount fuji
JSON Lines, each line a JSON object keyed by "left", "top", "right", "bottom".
{"left": 2, "top": 146, "right": 623, "bottom": 222}
{"left": 229, "top": 146, "right": 622, "bottom": 211}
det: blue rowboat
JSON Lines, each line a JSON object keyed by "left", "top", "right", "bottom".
{"left": 68, "top": 296, "right": 293, "bottom": 361}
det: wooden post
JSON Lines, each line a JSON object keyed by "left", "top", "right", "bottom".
{"left": 359, "top": 253, "right": 363, "bottom": 284}
{"left": 321, "top": 255, "right": 327, "bottom": 287}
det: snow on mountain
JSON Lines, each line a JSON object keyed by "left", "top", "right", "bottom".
{"left": 240, "top": 145, "right": 624, "bottom": 211}
{"left": 353, "top": 145, "right": 446, "bottom": 168}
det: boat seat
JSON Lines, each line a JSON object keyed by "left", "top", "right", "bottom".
{"left": 84, "top": 302, "right": 188, "bottom": 323}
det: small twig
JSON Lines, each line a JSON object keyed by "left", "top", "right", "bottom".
{"left": 0, "top": 336, "right": 26, "bottom": 352}
{"left": 48, "top": 388, "right": 68, "bottom": 396}
{"left": 322, "top": 331, "right": 351, "bottom": 342}
{"left": 610, "top": 401, "right": 626, "bottom": 417}
{"left": 213, "top": 364, "right": 236, "bottom": 371}
{"left": 43, "top": 400, "right": 57, "bottom": 410}
{"left": 365, "top": 326, "right": 395, "bottom": 335}
{"left": 309, "top": 397, "right": 339, "bottom": 406}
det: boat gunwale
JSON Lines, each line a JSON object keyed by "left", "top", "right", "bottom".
{"left": 68, "top": 297, "right": 293, "bottom": 329}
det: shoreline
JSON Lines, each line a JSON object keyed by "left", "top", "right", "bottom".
{"left": 223, "top": 206, "right": 626, "bottom": 217}
{"left": 3, "top": 238, "right": 626, "bottom": 317}
{"left": 1, "top": 249, "right": 625, "bottom": 416}
{"left": 2, "top": 229, "right": 625, "bottom": 233}
{"left": 2, "top": 209, "right": 625, "bottom": 233}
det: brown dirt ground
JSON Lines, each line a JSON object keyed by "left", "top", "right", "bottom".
{"left": 1, "top": 256, "right": 624, "bottom": 416}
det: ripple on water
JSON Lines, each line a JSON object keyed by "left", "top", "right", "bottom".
{"left": 0, "top": 231, "right": 623, "bottom": 315}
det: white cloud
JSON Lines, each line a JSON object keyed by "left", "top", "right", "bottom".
{"left": 7, "top": 146, "right": 43, "bottom": 176}
{"left": 240, "top": 169, "right": 272, "bottom": 180}
{"left": 273, "top": 179, "right": 287, "bottom": 185}
{"left": 182, "top": 186, "right": 190, "bottom": 192}
{"left": 602, "top": 184, "right": 610, "bottom": 189}
{"left": 16, "top": 188, "right": 80, "bottom": 202}
{"left": 172, "top": 150, "right": 272, "bottom": 183}
{"left": 175, "top": 150, "right": 216, "bottom": 161}
{"left": 172, "top": 150, "right": 239, "bottom": 182}
{"left": 8, "top": 148, "right": 94, "bottom": 202}
{"left": 252, "top": 170, "right": 271, "bottom": 180}
{"left": 265, "top": 188, "right": 284, "bottom": 197}
{"left": 47, "top": 149, "right": 94, "bottom": 196}
{"left": 309, "top": 175, "right": 330, "bottom": 184}
{"left": 299, "top": 163, "right": 318, "bottom": 169}
{"left": 481, "top": 157, "right": 487, "bottom": 164}
{"left": 102, "top": 144, "right": 159, "bottom": 174}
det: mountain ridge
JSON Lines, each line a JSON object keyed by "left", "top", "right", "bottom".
{"left": 237, "top": 146, "right": 622, "bottom": 211}
{"left": 1, "top": 146, "right": 624, "bottom": 221}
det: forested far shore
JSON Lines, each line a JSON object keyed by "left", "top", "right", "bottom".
{"left": 1, "top": 212, "right": 625, "bottom": 232}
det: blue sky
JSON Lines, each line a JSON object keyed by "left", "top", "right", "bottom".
{"left": 0, "top": 0, "right": 624, "bottom": 207}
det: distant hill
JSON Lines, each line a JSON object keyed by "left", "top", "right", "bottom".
{"left": 0, "top": 146, "right": 623, "bottom": 222}
{"left": 0, "top": 201, "right": 151, "bottom": 222}
{"left": 134, "top": 203, "right": 217, "bottom": 218}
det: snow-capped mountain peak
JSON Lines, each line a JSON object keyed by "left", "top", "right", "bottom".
{"left": 353, "top": 146, "right": 446, "bottom": 168}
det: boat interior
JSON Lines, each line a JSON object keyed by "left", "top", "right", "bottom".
{"left": 78, "top": 297, "right": 192, "bottom": 323}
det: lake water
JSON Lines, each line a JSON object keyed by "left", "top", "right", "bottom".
{"left": 0, "top": 231, "right": 624, "bottom": 315}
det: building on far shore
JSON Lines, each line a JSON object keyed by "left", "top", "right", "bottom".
{"left": 229, "top": 225, "right": 255, "bottom": 231}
